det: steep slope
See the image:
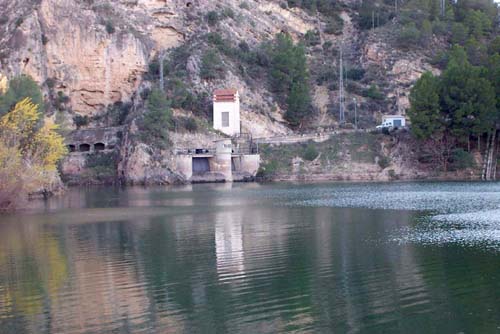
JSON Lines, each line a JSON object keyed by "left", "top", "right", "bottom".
{"left": 2, "top": 0, "right": 481, "bottom": 184}
{"left": 0, "top": 0, "right": 439, "bottom": 131}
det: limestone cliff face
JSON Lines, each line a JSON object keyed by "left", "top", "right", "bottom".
{"left": 0, "top": 0, "right": 438, "bottom": 124}
{"left": 0, "top": 0, "right": 442, "bottom": 184}
{"left": 0, "top": 0, "right": 187, "bottom": 116}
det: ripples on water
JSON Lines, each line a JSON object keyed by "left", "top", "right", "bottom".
{"left": 261, "top": 182, "right": 500, "bottom": 250}
{"left": 0, "top": 182, "right": 500, "bottom": 333}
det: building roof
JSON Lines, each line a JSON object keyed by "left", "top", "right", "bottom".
{"left": 382, "top": 115, "right": 405, "bottom": 119}
{"left": 213, "top": 88, "right": 238, "bottom": 102}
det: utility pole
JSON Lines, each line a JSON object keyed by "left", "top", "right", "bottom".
{"left": 441, "top": 0, "right": 445, "bottom": 17}
{"left": 353, "top": 98, "right": 358, "bottom": 129}
{"left": 372, "top": 10, "right": 375, "bottom": 30}
{"left": 159, "top": 50, "right": 166, "bottom": 91}
{"left": 339, "top": 43, "right": 345, "bottom": 125}
{"left": 396, "top": 88, "right": 401, "bottom": 115}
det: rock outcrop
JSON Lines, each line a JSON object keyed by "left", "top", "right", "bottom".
{"left": 0, "top": 0, "right": 445, "bottom": 184}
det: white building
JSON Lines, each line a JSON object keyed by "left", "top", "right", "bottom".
{"left": 213, "top": 89, "right": 240, "bottom": 136}
{"left": 380, "top": 115, "right": 406, "bottom": 128}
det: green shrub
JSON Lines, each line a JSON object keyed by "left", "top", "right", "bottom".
{"left": 239, "top": 2, "right": 250, "bottom": 10}
{"left": 449, "top": 148, "right": 475, "bottom": 170}
{"left": 346, "top": 67, "right": 365, "bottom": 81}
{"left": 324, "top": 15, "right": 344, "bottom": 35}
{"left": 85, "top": 152, "right": 117, "bottom": 182}
{"left": 302, "top": 143, "right": 319, "bottom": 161}
{"left": 105, "top": 21, "right": 115, "bottom": 34}
{"left": 206, "top": 11, "right": 219, "bottom": 26}
{"left": 378, "top": 156, "right": 391, "bottom": 169}
{"left": 397, "top": 23, "right": 421, "bottom": 49}
{"left": 200, "top": 49, "right": 225, "bottom": 80}
{"left": 45, "top": 78, "right": 56, "bottom": 89}
{"left": 139, "top": 89, "right": 172, "bottom": 149}
{"left": 15, "top": 17, "right": 23, "bottom": 28}
{"left": 0, "top": 75, "right": 44, "bottom": 116}
{"left": 104, "top": 101, "right": 131, "bottom": 126}
{"left": 304, "top": 30, "right": 320, "bottom": 46}
{"left": 256, "top": 160, "right": 279, "bottom": 178}
{"left": 183, "top": 117, "right": 198, "bottom": 132}
{"left": 388, "top": 169, "right": 397, "bottom": 179}
{"left": 73, "top": 115, "right": 89, "bottom": 128}
{"left": 222, "top": 7, "right": 235, "bottom": 19}
{"left": 363, "top": 84, "right": 384, "bottom": 100}
{"left": 54, "top": 91, "right": 70, "bottom": 111}
{"left": 451, "top": 22, "right": 469, "bottom": 45}
{"left": 41, "top": 34, "right": 49, "bottom": 45}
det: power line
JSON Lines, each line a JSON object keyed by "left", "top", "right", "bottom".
{"left": 159, "top": 50, "right": 166, "bottom": 91}
{"left": 339, "top": 42, "right": 345, "bottom": 125}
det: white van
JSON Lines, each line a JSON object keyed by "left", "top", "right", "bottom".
{"left": 376, "top": 115, "right": 406, "bottom": 129}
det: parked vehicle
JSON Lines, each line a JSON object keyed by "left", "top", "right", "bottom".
{"left": 376, "top": 116, "right": 406, "bottom": 129}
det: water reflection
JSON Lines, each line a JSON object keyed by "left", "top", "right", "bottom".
{"left": 0, "top": 183, "right": 500, "bottom": 333}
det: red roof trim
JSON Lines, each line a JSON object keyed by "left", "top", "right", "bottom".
{"left": 214, "top": 88, "right": 238, "bottom": 96}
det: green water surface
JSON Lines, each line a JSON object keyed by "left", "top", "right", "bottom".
{"left": 0, "top": 182, "right": 499, "bottom": 334}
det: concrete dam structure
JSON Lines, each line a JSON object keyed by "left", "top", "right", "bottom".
{"left": 176, "top": 139, "right": 260, "bottom": 183}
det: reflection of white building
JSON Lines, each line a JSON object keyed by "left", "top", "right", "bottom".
{"left": 215, "top": 212, "right": 245, "bottom": 280}
{"left": 213, "top": 89, "right": 240, "bottom": 136}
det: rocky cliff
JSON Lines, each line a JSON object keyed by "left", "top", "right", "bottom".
{"left": 0, "top": 0, "right": 448, "bottom": 184}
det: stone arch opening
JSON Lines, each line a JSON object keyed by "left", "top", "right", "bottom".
{"left": 94, "top": 143, "right": 106, "bottom": 151}
{"left": 68, "top": 144, "right": 76, "bottom": 152}
{"left": 79, "top": 143, "right": 91, "bottom": 152}
{"left": 186, "top": 2, "right": 192, "bottom": 7}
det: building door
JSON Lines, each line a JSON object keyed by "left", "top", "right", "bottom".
{"left": 192, "top": 158, "right": 210, "bottom": 174}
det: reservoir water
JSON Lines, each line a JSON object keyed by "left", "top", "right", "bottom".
{"left": 1, "top": 182, "right": 500, "bottom": 333}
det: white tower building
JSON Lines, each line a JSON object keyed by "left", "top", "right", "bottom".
{"left": 213, "top": 89, "right": 240, "bottom": 136}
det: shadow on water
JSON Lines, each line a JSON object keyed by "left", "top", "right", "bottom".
{"left": 0, "top": 182, "right": 500, "bottom": 333}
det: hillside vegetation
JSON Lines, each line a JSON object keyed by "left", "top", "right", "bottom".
{"left": 0, "top": 77, "right": 66, "bottom": 210}
{"left": 0, "top": 0, "right": 498, "bottom": 195}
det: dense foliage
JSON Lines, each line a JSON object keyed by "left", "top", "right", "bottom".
{"left": 409, "top": 46, "right": 499, "bottom": 169}
{"left": 0, "top": 76, "right": 44, "bottom": 116}
{"left": 138, "top": 89, "right": 172, "bottom": 149}
{"left": 268, "top": 33, "right": 312, "bottom": 126}
{"left": 0, "top": 96, "right": 67, "bottom": 210}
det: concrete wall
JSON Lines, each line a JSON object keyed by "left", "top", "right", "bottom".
{"left": 213, "top": 98, "right": 240, "bottom": 136}
{"left": 176, "top": 155, "right": 193, "bottom": 180}
{"left": 210, "top": 139, "right": 233, "bottom": 181}
{"left": 238, "top": 155, "right": 260, "bottom": 175}
{"left": 175, "top": 139, "right": 260, "bottom": 183}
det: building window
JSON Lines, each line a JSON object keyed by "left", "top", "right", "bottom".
{"left": 221, "top": 112, "right": 229, "bottom": 127}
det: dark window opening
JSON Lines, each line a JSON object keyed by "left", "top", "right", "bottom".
{"left": 68, "top": 144, "right": 76, "bottom": 152}
{"left": 94, "top": 143, "right": 106, "bottom": 151}
{"left": 79, "top": 143, "right": 91, "bottom": 152}
{"left": 222, "top": 112, "right": 229, "bottom": 127}
{"left": 186, "top": 2, "right": 192, "bottom": 7}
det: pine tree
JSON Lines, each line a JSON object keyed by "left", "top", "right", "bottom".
{"left": 269, "top": 33, "right": 311, "bottom": 126}
{"left": 0, "top": 75, "right": 44, "bottom": 116}
{"left": 140, "top": 89, "right": 172, "bottom": 149}
{"left": 440, "top": 47, "right": 497, "bottom": 140}
{"left": 408, "top": 72, "right": 443, "bottom": 140}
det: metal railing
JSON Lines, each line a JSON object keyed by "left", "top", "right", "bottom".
{"left": 175, "top": 148, "right": 216, "bottom": 155}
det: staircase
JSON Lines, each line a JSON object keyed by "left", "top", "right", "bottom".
{"left": 482, "top": 130, "right": 498, "bottom": 181}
